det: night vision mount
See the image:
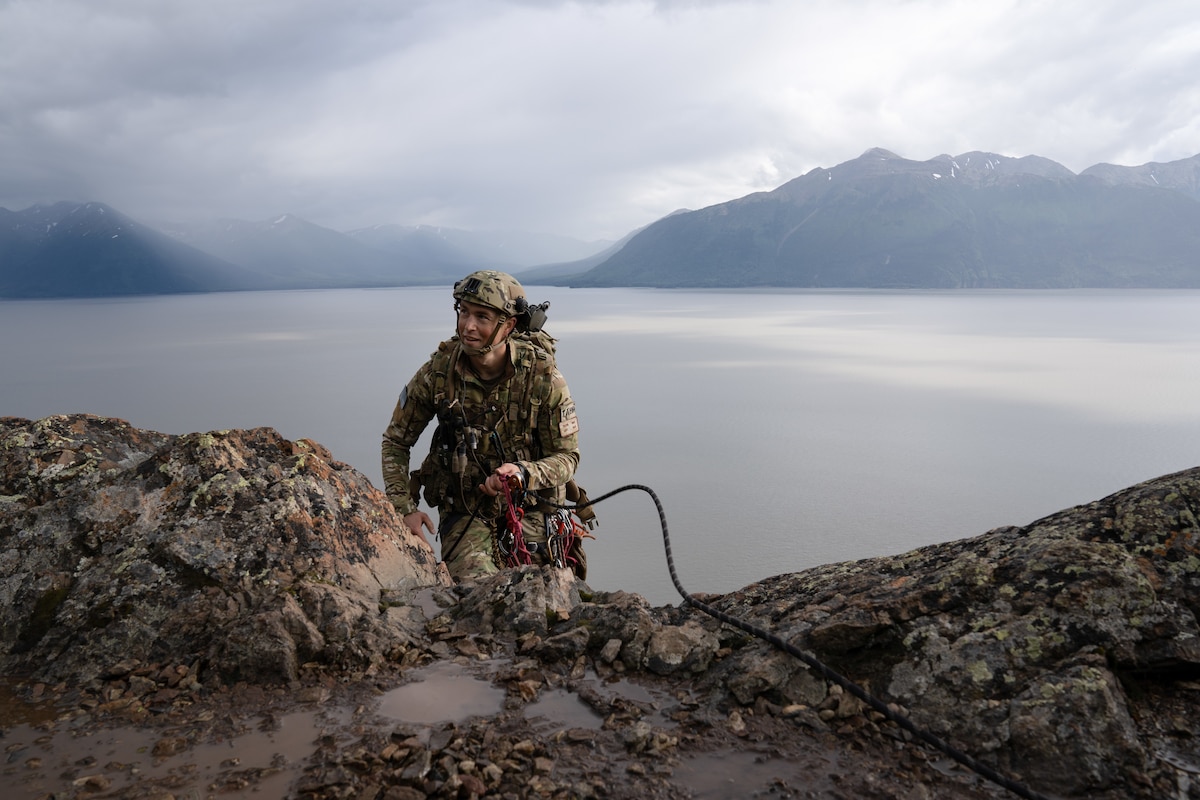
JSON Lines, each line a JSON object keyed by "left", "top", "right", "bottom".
{"left": 514, "top": 297, "right": 550, "bottom": 333}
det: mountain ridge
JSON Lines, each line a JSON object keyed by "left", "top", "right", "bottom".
{"left": 565, "top": 148, "right": 1200, "bottom": 289}
{"left": 5, "top": 148, "right": 1200, "bottom": 297}
{"left": 0, "top": 205, "right": 612, "bottom": 298}
{"left": 0, "top": 202, "right": 253, "bottom": 297}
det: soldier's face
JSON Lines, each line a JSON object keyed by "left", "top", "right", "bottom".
{"left": 457, "top": 301, "right": 513, "bottom": 348}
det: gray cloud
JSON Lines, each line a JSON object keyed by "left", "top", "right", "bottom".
{"left": 2, "top": 0, "right": 1197, "bottom": 240}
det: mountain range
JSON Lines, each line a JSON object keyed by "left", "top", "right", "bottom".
{"left": 3, "top": 148, "right": 1200, "bottom": 298}
{"left": 0, "top": 203, "right": 251, "bottom": 297}
{"left": 564, "top": 148, "right": 1200, "bottom": 289}
{"left": 0, "top": 204, "right": 609, "bottom": 298}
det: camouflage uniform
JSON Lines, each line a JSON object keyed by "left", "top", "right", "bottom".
{"left": 381, "top": 272, "right": 580, "bottom": 580}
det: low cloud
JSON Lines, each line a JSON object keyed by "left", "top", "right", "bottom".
{"left": 2, "top": 0, "right": 1197, "bottom": 240}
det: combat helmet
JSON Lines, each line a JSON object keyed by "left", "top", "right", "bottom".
{"left": 453, "top": 270, "right": 526, "bottom": 317}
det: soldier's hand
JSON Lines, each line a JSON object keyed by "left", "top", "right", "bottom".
{"left": 480, "top": 463, "right": 523, "bottom": 496}
{"left": 403, "top": 510, "right": 435, "bottom": 552}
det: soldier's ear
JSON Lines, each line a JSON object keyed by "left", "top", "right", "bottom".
{"left": 501, "top": 316, "right": 518, "bottom": 338}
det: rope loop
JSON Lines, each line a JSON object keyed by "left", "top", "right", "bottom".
{"left": 496, "top": 476, "right": 533, "bottom": 567}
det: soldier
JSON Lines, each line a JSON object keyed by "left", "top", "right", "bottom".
{"left": 381, "top": 270, "right": 583, "bottom": 581}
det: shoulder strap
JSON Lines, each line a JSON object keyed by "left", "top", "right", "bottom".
{"left": 443, "top": 342, "right": 461, "bottom": 406}
{"left": 426, "top": 338, "right": 459, "bottom": 406}
{"left": 507, "top": 334, "right": 557, "bottom": 451}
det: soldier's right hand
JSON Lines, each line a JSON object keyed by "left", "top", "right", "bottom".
{"left": 403, "top": 510, "right": 436, "bottom": 553}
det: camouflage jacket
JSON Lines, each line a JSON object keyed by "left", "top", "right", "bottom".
{"left": 381, "top": 334, "right": 580, "bottom": 519}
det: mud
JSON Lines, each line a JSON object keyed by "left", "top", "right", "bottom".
{"left": 2, "top": 657, "right": 1010, "bottom": 800}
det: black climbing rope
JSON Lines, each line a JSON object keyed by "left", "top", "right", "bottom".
{"left": 555, "top": 483, "right": 1055, "bottom": 800}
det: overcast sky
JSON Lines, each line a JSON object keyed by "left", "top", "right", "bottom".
{"left": 2, "top": 0, "right": 1198, "bottom": 241}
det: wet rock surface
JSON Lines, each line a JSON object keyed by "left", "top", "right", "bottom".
{"left": 3, "top": 414, "right": 1200, "bottom": 798}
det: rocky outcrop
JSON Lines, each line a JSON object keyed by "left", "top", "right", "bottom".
{"left": 423, "top": 473, "right": 1200, "bottom": 798}
{"left": 4, "top": 414, "right": 1200, "bottom": 799}
{"left": 692, "top": 469, "right": 1200, "bottom": 798}
{"left": 0, "top": 414, "right": 448, "bottom": 687}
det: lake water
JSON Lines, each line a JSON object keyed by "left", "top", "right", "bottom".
{"left": 3, "top": 287, "right": 1199, "bottom": 606}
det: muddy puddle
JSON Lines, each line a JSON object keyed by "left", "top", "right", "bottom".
{"left": 0, "top": 678, "right": 60, "bottom": 728}
{"left": 523, "top": 669, "right": 680, "bottom": 732}
{"left": 1, "top": 663, "right": 695, "bottom": 798}
{"left": 2, "top": 705, "right": 328, "bottom": 800}
{"left": 378, "top": 660, "right": 506, "bottom": 724}
{"left": 376, "top": 660, "right": 675, "bottom": 733}
{"left": 672, "top": 747, "right": 844, "bottom": 798}
{"left": 525, "top": 687, "right": 605, "bottom": 732}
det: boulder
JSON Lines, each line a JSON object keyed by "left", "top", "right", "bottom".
{"left": 0, "top": 414, "right": 448, "bottom": 686}
{"left": 697, "top": 466, "right": 1200, "bottom": 797}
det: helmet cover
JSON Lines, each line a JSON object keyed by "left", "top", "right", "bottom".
{"left": 452, "top": 270, "right": 526, "bottom": 317}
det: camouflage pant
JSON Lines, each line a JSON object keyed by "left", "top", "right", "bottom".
{"left": 437, "top": 510, "right": 551, "bottom": 581}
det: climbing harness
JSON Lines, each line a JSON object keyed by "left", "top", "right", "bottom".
{"left": 547, "top": 484, "right": 1055, "bottom": 800}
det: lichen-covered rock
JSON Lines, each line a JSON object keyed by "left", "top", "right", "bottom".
{"left": 703, "top": 466, "right": 1200, "bottom": 798}
{"left": 6, "top": 414, "right": 1200, "bottom": 799}
{"left": 0, "top": 414, "right": 448, "bottom": 685}
{"left": 447, "top": 564, "right": 586, "bottom": 636}
{"left": 564, "top": 590, "right": 674, "bottom": 671}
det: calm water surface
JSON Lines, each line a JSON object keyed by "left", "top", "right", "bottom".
{"left": 3, "top": 287, "right": 1199, "bottom": 605}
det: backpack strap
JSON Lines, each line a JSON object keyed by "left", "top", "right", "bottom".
{"left": 510, "top": 334, "right": 556, "bottom": 456}
{"left": 441, "top": 339, "right": 461, "bottom": 406}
